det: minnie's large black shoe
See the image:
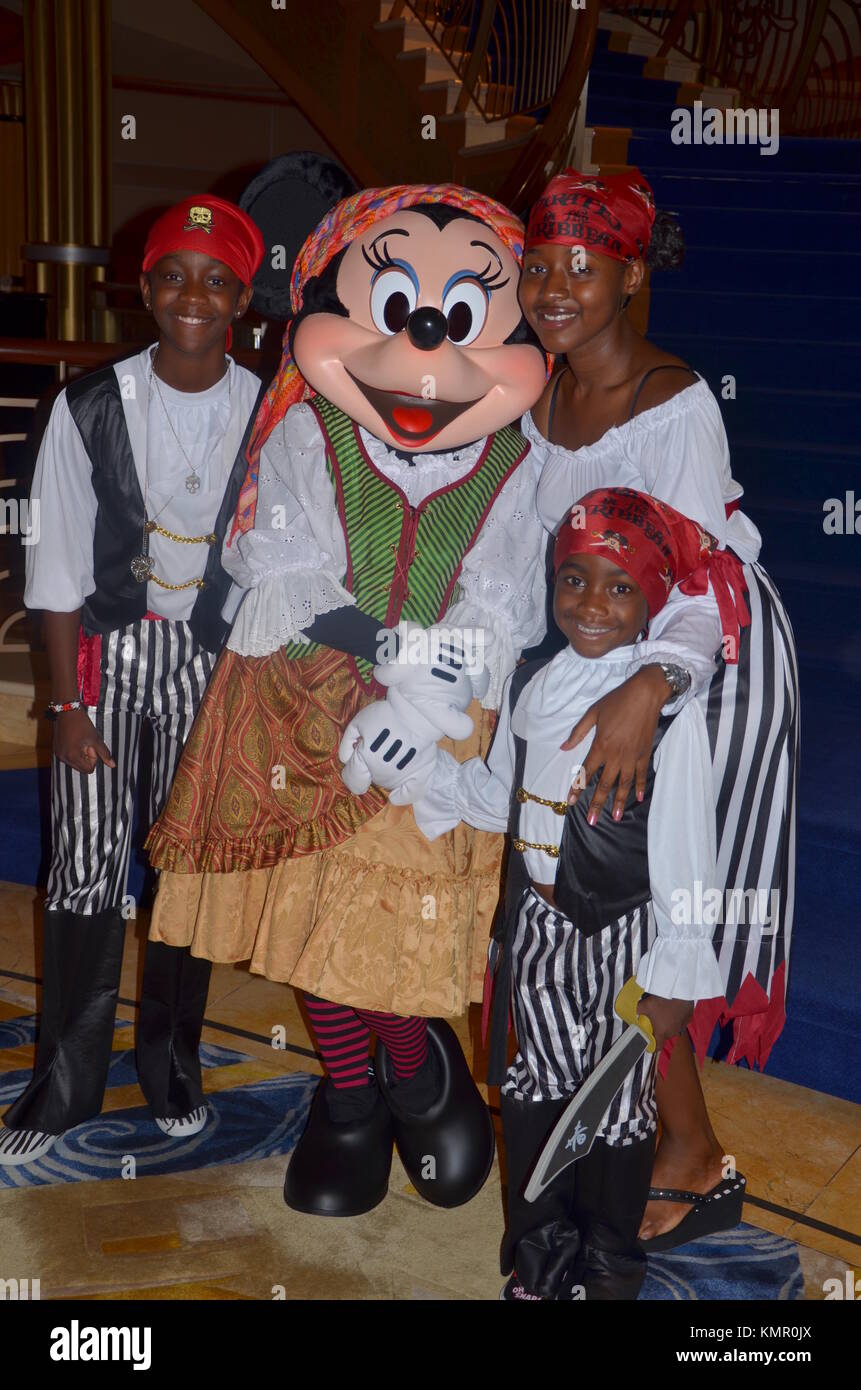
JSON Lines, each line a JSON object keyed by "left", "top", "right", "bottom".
{"left": 376, "top": 1019, "right": 495, "bottom": 1208}
{"left": 284, "top": 1079, "right": 394, "bottom": 1217}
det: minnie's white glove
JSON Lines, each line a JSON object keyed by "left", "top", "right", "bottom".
{"left": 374, "top": 622, "right": 490, "bottom": 735}
{"left": 339, "top": 689, "right": 453, "bottom": 799}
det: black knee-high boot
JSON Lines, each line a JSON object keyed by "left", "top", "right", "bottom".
{"left": 569, "top": 1131, "right": 656, "bottom": 1300}
{"left": 500, "top": 1091, "right": 583, "bottom": 1298}
{"left": 4, "top": 907, "right": 126, "bottom": 1134}
{"left": 136, "top": 939, "right": 211, "bottom": 1120}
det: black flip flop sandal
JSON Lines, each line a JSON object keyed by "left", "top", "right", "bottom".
{"left": 638, "top": 1173, "right": 747, "bottom": 1253}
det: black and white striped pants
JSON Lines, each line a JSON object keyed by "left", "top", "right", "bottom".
{"left": 502, "top": 886, "right": 658, "bottom": 1147}
{"left": 703, "top": 561, "right": 799, "bottom": 1017}
{"left": 47, "top": 619, "right": 215, "bottom": 913}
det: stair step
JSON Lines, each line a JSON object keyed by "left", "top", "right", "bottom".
{"left": 663, "top": 244, "right": 861, "bottom": 294}
{"left": 649, "top": 285, "right": 861, "bottom": 339}
{"left": 395, "top": 44, "right": 453, "bottom": 83}
{"left": 656, "top": 337, "right": 861, "bottom": 395}
{"left": 629, "top": 129, "right": 861, "bottom": 174}
{"left": 731, "top": 444, "right": 860, "bottom": 505}
{"left": 649, "top": 169, "right": 861, "bottom": 213}
{"left": 588, "top": 95, "right": 688, "bottom": 128}
{"left": 714, "top": 389, "right": 861, "bottom": 453}
{"left": 438, "top": 110, "right": 511, "bottom": 149}
{"left": 418, "top": 78, "right": 510, "bottom": 118}
{"left": 647, "top": 204, "right": 861, "bottom": 253}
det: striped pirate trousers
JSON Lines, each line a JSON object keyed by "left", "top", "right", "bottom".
{"left": 47, "top": 618, "right": 215, "bottom": 914}
{"left": 701, "top": 561, "right": 800, "bottom": 1022}
{"left": 502, "top": 886, "right": 658, "bottom": 1147}
{"left": 500, "top": 889, "right": 656, "bottom": 1139}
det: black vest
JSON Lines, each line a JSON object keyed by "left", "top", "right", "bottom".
{"left": 486, "top": 655, "right": 674, "bottom": 1084}
{"left": 65, "top": 365, "right": 266, "bottom": 652}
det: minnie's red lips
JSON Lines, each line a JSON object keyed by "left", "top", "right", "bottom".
{"left": 345, "top": 369, "right": 483, "bottom": 446}
{"left": 392, "top": 405, "right": 434, "bottom": 435}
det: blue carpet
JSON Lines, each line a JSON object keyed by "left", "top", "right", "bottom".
{"left": 0, "top": 1014, "right": 318, "bottom": 1189}
{"left": 0, "top": 1009, "right": 804, "bottom": 1299}
{"left": 641, "top": 1226, "right": 803, "bottom": 1301}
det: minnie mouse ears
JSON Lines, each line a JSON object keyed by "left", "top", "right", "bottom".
{"left": 239, "top": 151, "right": 358, "bottom": 319}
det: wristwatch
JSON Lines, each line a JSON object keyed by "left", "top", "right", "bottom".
{"left": 649, "top": 661, "right": 691, "bottom": 698}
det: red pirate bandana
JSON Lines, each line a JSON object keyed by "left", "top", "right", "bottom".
{"left": 525, "top": 168, "right": 656, "bottom": 263}
{"left": 141, "top": 195, "right": 265, "bottom": 286}
{"left": 554, "top": 488, "right": 750, "bottom": 662}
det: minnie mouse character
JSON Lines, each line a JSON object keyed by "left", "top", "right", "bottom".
{"left": 146, "top": 154, "right": 550, "bottom": 1216}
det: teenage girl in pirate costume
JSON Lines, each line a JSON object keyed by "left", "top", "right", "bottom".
{"left": 145, "top": 156, "right": 550, "bottom": 1214}
{"left": 0, "top": 197, "right": 266, "bottom": 1166}
{"left": 402, "top": 485, "right": 749, "bottom": 1300}
{"left": 518, "top": 170, "right": 800, "bottom": 1249}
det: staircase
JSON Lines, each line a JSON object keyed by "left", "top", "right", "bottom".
{"left": 586, "top": 22, "right": 861, "bottom": 1103}
{"left": 192, "top": 0, "right": 598, "bottom": 206}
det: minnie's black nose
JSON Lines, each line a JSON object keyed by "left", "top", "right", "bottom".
{"left": 406, "top": 306, "right": 448, "bottom": 350}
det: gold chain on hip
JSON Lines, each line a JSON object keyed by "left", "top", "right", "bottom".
{"left": 512, "top": 837, "right": 560, "bottom": 857}
{"left": 516, "top": 786, "right": 568, "bottom": 815}
{"left": 149, "top": 574, "right": 208, "bottom": 591}
{"left": 145, "top": 520, "right": 218, "bottom": 546}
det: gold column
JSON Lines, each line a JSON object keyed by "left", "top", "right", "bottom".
{"left": 23, "top": 0, "right": 55, "bottom": 303}
{"left": 84, "top": 0, "right": 114, "bottom": 341}
{"left": 22, "top": 0, "right": 112, "bottom": 341}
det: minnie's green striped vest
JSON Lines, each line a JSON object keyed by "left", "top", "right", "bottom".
{"left": 280, "top": 395, "right": 528, "bottom": 683}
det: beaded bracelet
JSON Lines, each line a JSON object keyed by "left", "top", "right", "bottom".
{"left": 45, "top": 698, "right": 84, "bottom": 721}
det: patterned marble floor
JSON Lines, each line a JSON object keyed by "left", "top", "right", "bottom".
{"left": 0, "top": 880, "right": 857, "bottom": 1301}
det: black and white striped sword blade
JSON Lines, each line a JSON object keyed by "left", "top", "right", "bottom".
{"left": 524, "top": 1026, "right": 650, "bottom": 1202}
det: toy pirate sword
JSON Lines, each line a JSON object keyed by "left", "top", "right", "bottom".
{"left": 524, "top": 977, "right": 657, "bottom": 1202}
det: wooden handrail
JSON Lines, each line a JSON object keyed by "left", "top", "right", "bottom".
{"left": 498, "top": 0, "right": 600, "bottom": 212}
{"left": 0, "top": 339, "right": 261, "bottom": 372}
{"left": 455, "top": 0, "right": 497, "bottom": 113}
{"left": 0, "top": 339, "right": 139, "bottom": 368}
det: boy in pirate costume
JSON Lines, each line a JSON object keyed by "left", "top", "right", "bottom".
{"left": 0, "top": 196, "right": 266, "bottom": 1166}
{"left": 403, "top": 487, "right": 748, "bottom": 1299}
{"left": 145, "top": 158, "right": 550, "bottom": 1214}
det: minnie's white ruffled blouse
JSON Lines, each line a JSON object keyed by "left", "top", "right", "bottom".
{"left": 222, "top": 401, "right": 548, "bottom": 708}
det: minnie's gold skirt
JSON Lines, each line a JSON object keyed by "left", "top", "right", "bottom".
{"left": 147, "top": 645, "right": 503, "bottom": 1016}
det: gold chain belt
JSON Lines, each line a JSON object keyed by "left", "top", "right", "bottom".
{"left": 145, "top": 520, "right": 218, "bottom": 546}
{"left": 512, "top": 837, "right": 560, "bottom": 858}
{"left": 516, "top": 786, "right": 568, "bottom": 815}
{"left": 143, "top": 521, "right": 215, "bottom": 589}
{"left": 150, "top": 575, "right": 207, "bottom": 591}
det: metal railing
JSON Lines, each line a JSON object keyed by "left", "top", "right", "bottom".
{"left": 606, "top": 0, "right": 861, "bottom": 137}
{"left": 402, "top": 0, "right": 591, "bottom": 120}
{"left": 390, "top": 0, "right": 599, "bottom": 211}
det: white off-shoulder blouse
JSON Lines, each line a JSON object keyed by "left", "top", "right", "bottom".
{"left": 525, "top": 378, "right": 763, "bottom": 702}
{"left": 528, "top": 378, "right": 761, "bottom": 560}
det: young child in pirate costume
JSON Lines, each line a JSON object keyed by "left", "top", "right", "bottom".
{"left": 404, "top": 486, "right": 748, "bottom": 1299}
{"left": 0, "top": 196, "right": 266, "bottom": 1166}
{"left": 519, "top": 169, "right": 800, "bottom": 1249}
{"left": 145, "top": 155, "right": 550, "bottom": 1214}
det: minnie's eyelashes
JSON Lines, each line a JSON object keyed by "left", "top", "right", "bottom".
{"left": 471, "top": 259, "right": 510, "bottom": 293}
{"left": 362, "top": 237, "right": 397, "bottom": 275}
{"left": 361, "top": 240, "right": 509, "bottom": 296}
